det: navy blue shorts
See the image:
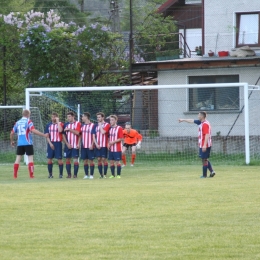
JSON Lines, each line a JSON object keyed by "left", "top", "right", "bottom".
{"left": 95, "top": 147, "right": 108, "bottom": 158}
{"left": 81, "top": 148, "right": 95, "bottom": 160}
{"left": 64, "top": 147, "right": 79, "bottom": 158}
{"left": 199, "top": 147, "right": 211, "bottom": 159}
{"left": 47, "top": 142, "right": 62, "bottom": 159}
{"left": 108, "top": 151, "right": 122, "bottom": 161}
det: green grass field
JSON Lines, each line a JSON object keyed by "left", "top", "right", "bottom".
{"left": 1, "top": 162, "right": 260, "bottom": 260}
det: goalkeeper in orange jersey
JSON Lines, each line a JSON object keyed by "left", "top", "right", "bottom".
{"left": 122, "top": 122, "right": 142, "bottom": 167}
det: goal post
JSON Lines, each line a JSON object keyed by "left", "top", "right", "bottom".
{"left": 24, "top": 82, "right": 251, "bottom": 165}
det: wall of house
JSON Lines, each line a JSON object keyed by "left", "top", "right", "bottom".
{"left": 157, "top": 67, "right": 260, "bottom": 138}
{"left": 204, "top": 0, "right": 260, "bottom": 54}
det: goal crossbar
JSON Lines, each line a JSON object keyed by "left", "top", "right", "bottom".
{"left": 25, "top": 83, "right": 250, "bottom": 164}
{"left": 0, "top": 106, "right": 25, "bottom": 109}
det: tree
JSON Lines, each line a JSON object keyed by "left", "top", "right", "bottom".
{"left": 2, "top": 10, "right": 126, "bottom": 87}
{"left": 0, "top": 1, "right": 29, "bottom": 105}
{"left": 134, "top": 9, "right": 178, "bottom": 61}
{"left": 120, "top": 0, "right": 167, "bottom": 31}
{"left": 0, "top": 17, "right": 25, "bottom": 105}
{"left": 121, "top": 0, "right": 178, "bottom": 62}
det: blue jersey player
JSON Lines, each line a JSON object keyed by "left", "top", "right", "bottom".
{"left": 10, "top": 109, "right": 48, "bottom": 179}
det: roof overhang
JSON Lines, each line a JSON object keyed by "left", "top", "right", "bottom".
{"left": 132, "top": 56, "right": 260, "bottom": 72}
{"left": 157, "top": 0, "right": 186, "bottom": 13}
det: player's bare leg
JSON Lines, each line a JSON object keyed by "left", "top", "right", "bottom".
{"left": 122, "top": 146, "right": 127, "bottom": 167}
{"left": 13, "top": 155, "right": 22, "bottom": 179}
{"left": 131, "top": 146, "right": 137, "bottom": 166}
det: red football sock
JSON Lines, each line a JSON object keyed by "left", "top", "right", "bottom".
{"left": 14, "top": 163, "right": 19, "bottom": 179}
{"left": 28, "top": 162, "right": 34, "bottom": 178}
{"left": 131, "top": 154, "right": 136, "bottom": 164}
{"left": 122, "top": 154, "right": 126, "bottom": 165}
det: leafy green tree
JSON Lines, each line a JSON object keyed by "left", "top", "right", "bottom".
{"left": 120, "top": 0, "right": 167, "bottom": 31}
{"left": 121, "top": 0, "right": 178, "bottom": 62}
{"left": 77, "top": 23, "right": 126, "bottom": 86}
{"left": 0, "top": 0, "right": 32, "bottom": 15}
{"left": 2, "top": 10, "right": 126, "bottom": 88}
{"left": 134, "top": 9, "right": 178, "bottom": 61}
{"left": 20, "top": 23, "right": 80, "bottom": 87}
{"left": 0, "top": 18, "right": 25, "bottom": 105}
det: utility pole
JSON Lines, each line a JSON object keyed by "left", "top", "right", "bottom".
{"left": 80, "top": 0, "right": 84, "bottom": 12}
{"left": 129, "top": 0, "right": 133, "bottom": 85}
{"left": 3, "top": 45, "right": 6, "bottom": 105}
{"left": 110, "top": 0, "right": 120, "bottom": 33}
{"left": 80, "top": 0, "right": 85, "bottom": 13}
{"left": 3, "top": 45, "right": 7, "bottom": 136}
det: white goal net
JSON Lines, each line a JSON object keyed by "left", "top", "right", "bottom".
{"left": 19, "top": 83, "right": 258, "bottom": 166}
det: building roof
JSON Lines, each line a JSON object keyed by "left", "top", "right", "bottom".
{"left": 132, "top": 55, "right": 260, "bottom": 72}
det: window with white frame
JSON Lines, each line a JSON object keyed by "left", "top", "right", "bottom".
{"left": 189, "top": 75, "right": 239, "bottom": 111}
{"left": 236, "top": 13, "right": 259, "bottom": 47}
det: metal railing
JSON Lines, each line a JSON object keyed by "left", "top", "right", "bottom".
{"left": 133, "top": 32, "right": 191, "bottom": 62}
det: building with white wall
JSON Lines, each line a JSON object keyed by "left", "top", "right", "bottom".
{"left": 204, "top": 1, "right": 260, "bottom": 54}
{"left": 132, "top": 0, "right": 260, "bottom": 143}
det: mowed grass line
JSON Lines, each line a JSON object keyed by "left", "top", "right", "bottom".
{"left": 0, "top": 164, "right": 260, "bottom": 260}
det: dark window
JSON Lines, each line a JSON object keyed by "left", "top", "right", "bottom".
{"left": 236, "top": 13, "right": 260, "bottom": 47}
{"left": 189, "top": 75, "right": 239, "bottom": 111}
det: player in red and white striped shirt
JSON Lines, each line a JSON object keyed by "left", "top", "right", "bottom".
{"left": 45, "top": 112, "right": 64, "bottom": 178}
{"left": 179, "top": 111, "right": 215, "bottom": 178}
{"left": 92, "top": 112, "right": 110, "bottom": 178}
{"left": 78, "top": 112, "right": 95, "bottom": 179}
{"left": 108, "top": 115, "right": 123, "bottom": 178}
{"left": 63, "top": 111, "right": 81, "bottom": 178}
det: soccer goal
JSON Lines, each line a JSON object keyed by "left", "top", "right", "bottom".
{"left": 23, "top": 82, "right": 257, "bottom": 165}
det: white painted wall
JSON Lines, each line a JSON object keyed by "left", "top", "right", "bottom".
{"left": 157, "top": 67, "right": 260, "bottom": 137}
{"left": 204, "top": 0, "right": 260, "bottom": 54}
